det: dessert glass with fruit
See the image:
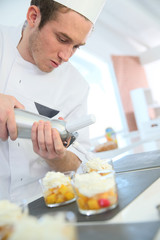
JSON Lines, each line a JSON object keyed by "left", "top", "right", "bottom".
{"left": 72, "top": 170, "right": 118, "bottom": 215}
{"left": 0, "top": 200, "right": 28, "bottom": 240}
{"left": 40, "top": 171, "right": 76, "bottom": 207}
{"left": 9, "top": 212, "right": 78, "bottom": 240}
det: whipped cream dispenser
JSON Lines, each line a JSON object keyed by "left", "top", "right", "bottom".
{"left": 14, "top": 109, "right": 96, "bottom": 147}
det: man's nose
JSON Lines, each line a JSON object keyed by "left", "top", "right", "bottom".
{"left": 58, "top": 47, "right": 73, "bottom": 62}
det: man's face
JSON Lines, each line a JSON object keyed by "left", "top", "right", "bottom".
{"left": 28, "top": 10, "right": 93, "bottom": 73}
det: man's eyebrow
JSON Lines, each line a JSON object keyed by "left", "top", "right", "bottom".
{"left": 58, "top": 32, "right": 86, "bottom": 46}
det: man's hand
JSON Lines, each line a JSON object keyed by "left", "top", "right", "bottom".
{"left": 31, "top": 120, "right": 81, "bottom": 171}
{"left": 31, "top": 120, "right": 66, "bottom": 160}
{"left": 0, "top": 94, "right": 24, "bottom": 141}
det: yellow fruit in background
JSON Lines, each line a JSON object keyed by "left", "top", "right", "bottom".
{"left": 44, "top": 183, "right": 75, "bottom": 205}
{"left": 65, "top": 192, "right": 74, "bottom": 201}
{"left": 45, "top": 193, "right": 56, "bottom": 204}
{"left": 56, "top": 195, "right": 65, "bottom": 203}
{"left": 59, "top": 185, "right": 68, "bottom": 195}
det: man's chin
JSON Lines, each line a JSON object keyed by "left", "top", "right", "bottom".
{"left": 37, "top": 65, "right": 56, "bottom": 73}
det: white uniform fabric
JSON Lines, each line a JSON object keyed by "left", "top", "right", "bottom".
{"left": 0, "top": 23, "right": 89, "bottom": 203}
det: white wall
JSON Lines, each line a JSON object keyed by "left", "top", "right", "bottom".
{"left": 140, "top": 47, "right": 160, "bottom": 104}
{"left": 144, "top": 60, "right": 160, "bottom": 104}
{"left": 0, "top": 0, "right": 30, "bottom": 26}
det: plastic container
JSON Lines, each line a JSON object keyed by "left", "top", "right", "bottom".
{"left": 105, "top": 127, "right": 118, "bottom": 145}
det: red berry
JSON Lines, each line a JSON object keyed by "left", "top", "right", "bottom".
{"left": 98, "top": 199, "right": 110, "bottom": 207}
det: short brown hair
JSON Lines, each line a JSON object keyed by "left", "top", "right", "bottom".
{"left": 30, "top": 0, "right": 68, "bottom": 29}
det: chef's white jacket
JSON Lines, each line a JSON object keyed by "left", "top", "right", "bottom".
{"left": 0, "top": 23, "right": 90, "bottom": 203}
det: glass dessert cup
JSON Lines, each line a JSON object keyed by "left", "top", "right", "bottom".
{"left": 0, "top": 200, "right": 28, "bottom": 240}
{"left": 72, "top": 170, "right": 118, "bottom": 216}
{"left": 8, "top": 212, "right": 78, "bottom": 240}
{"left": 82, "top": 157, "right": 113, "bottom": 173}
{"left": 40, "top": 171, "right": 76, "bottom": 207}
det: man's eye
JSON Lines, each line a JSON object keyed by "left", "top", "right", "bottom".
{"left": 58, "top": 37, "right": 67, "bottom": 43}
{"left": 74, "top": 45, "right": 80, "bottom": 50}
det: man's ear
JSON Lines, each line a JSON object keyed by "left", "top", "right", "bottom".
{"left": 27, "top": 6, "right": 41, "bottom": 27}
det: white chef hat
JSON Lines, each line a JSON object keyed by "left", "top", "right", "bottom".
{"left": 54, "top": 0, "right": 106, "bottom": 24}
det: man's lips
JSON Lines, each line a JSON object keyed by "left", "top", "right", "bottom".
{"left": 50, "top": 60, "right": 60, "bottom": 68}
